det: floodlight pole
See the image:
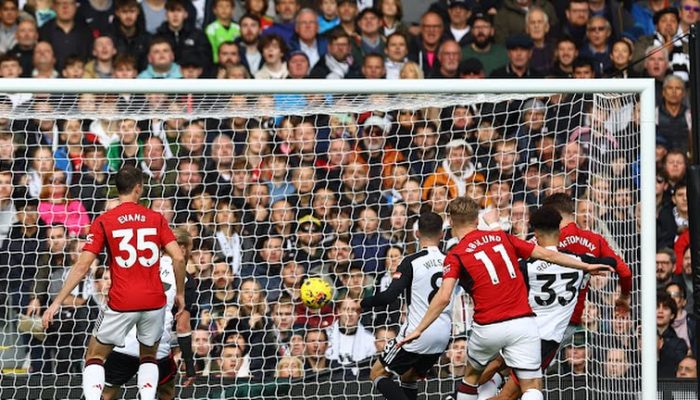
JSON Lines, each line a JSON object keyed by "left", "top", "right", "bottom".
{"left": 688, "top": 23, "right": 700, "bottom": 396}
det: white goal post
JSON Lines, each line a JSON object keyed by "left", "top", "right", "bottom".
{"left": 0, "top": 78, "right": 656, "bottom": 399}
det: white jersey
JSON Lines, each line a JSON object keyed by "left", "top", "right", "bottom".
{"left": 526, "top": 246, "right": 586, "bottom": 342}
{"left": 399, "top": 246, "right": 453, "bottom": 354}
{"left": 115, "top": 256, "right": 176, "bottom": 359}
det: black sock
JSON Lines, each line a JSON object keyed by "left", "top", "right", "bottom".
{"left": 400, "top": 380, "right": 418, "bottom": 400}
{"left": 375, "top": 377, "right": 409, "bottom": 400}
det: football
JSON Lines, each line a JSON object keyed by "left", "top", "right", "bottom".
{"left": 300, "top": 277, "right": 333, "bottom": 309}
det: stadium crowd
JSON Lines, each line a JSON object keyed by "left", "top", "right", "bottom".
{"left": 0, "top": 0, "right": 695, "bottom": 394}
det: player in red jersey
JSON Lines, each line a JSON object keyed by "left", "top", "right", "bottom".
{"left": 400, "top": 197, "right": 611, "bottom": 400}
{"left": 41, "top": 166, "right": 186, "bottom": 400}
{"left": 542, "top": 193, "right": 632, "bottom": 333}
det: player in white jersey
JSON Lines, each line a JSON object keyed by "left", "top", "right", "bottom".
{"left": 360, "top": 212, "right": 454, "bottom": 400}
{"left": 478, "top": 206, "right": 617, "bottom": 400}
{"left": 102, "top": 228, "right": 197, "bottom": 400}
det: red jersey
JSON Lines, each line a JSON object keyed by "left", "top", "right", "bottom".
{"left": 558, "top": 222, "right": 632, "bottom": 325}
{"left": 83, "top": 202, "right": 177, "bottom": 312}
{"left": 443, "top": 229, "right": 535, "bottom": 325}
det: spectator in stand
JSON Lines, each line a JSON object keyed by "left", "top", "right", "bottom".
{"left": 679, "top": 0, "right": 700, "bottom": 35}
{"left": 70, "top": 145, "right": 110, "bottom": 220}
{"left": 658, "top": 180, "right": 688, "bottom": 246}
{"left": 215, "top": 343, "right": 244, "bottom": 377}
{"left": 656, "top": 248, "right": 679, "bottom": 292}
{"left": 60, "top": 55, "right": 86, "bottom": 78}
{"left": 359, "top": 52, "right": 385, "bottom": 78}
{"left": 633, "top": 7, "right": 689, "bottom": 82}
{"left": 658, "top": 291, "right": 689, "bottom": 378}
{"left": 38, "top": 0, "right": 92, "bottom": 70}
{"left": 377, "top": 0, "right": 405, "bottom": 37}
{"left": 317, "top": 0, "right": 339, "bottom": 34}
{"left": 290, "top": 8, "right": 326, "bottom": 69}
{"left": 350, "top": 206, "right": 389, "bottom": 274}
{"left": 271, "top": 294, "right": 296, "bottom": 354}
{"left": 665, "top": 282, "right": 695, "bottom": 353}
{"left": 657, "top": 75, "right": 691, "bottom": 153}
{"left": 549, "top": 36, "right": 578, "bottom": 77}
{"left": 215, "top": 41, "right": 242, "bottom": 75}
{"left": 326, "top": 296, "right": 375, "bottom": 371}
{"left": 111, "top": 0, "right": 151, "bottom": 71}
{"left": 83, "top": 36, "right": 117, "bottom": 79}
{"left": 572, "top": 56, "right": 596, "bottom": 78}
{"left": 107, "top": 119, "right": 142, "bottom": 171}
{"left": 353, "top": 115, "right": 403, "bottom": 192}
{"left": 264, "top": 0, "right": 300, "bottom": 44}
{"left": 606, "top": 38, "right": 634, "bottom": 78}
{"left": 0, "top": 0, "right": 18, "bottom": 54}
{"left": 0, "top": 166, "right": 14, "bottom": 244}
{"left": 37, "top": 171, "right": 89, "bottom": 236}
{"left": 373, "top": 326, "right": 397, "bottom": 354}
{"left": 443, "top": 337, "right": 467, "bottom": 378}
{"left": 244, "top": 0, "right": 273, "bottom": 30}
{"left": 408, "top": 11, "right": 443, "bottom": 77}
{"left": 338, "top": 160, "right": 382, "bottom": 220}
{"left": 444, "top": 0, "right": 471, "bottom": 49}
{"left": 662, "top": 149, "right": 687, "bottom": 189}
{"left": 580, "top": 16, "right": 612, "bottom": 76}
{"left": 423, "top": 138, "right": 483, "bottom": 200}
{"left": 77, "top": 0, "right": 115, "bottom": 33}
{"left": 310, "top": 29, "right": 356, "bottom": 78}
{"left": 303, "top": 328, "right": 337, "bottom": 380}
{"left": 525, "top": 6, "right": 553, "bottom": 73}
{"left": 384, "top": 32, "right": 408, "bottom": 79}
{"left": 643, "top": 46, "right": 670, "bottom": 105}
{"left": 255, "top": 33, "right": 289, "bottom": 79}
{"left": 677, "top": 356, "right": 697, "bottom": 378}
{"left": 138, "top": 36, "right": 182, "bottom": 78}
{"left": 192, "top": 327, "right": 213, "bottom": 375}
{"left": 493, "top": 0, "right": 558, "bottom": 44}
{"left": 206, "top": 0, "right": 240, "bottom": 64}
{"left": 631, "top": 0, "right": 669, "bottom": 37}
{"left": 461, "top": 12, "right": 506, "bottom": 75}
{"left": 239, "top": 14, "right": 263, "bottom": 75}
{"left": 491, "top": 34, "right": 543, "bottom": 78}
{"left": 156, "top": 0, "right": 211, "bottom": 68}
{"left": 430, "top": 39, "right": 461, "bottom": 78}
{"left": 31, "top": 41, "right": 58, "bottom": 78}
{"left": 287, "top": 49, "right": 310, "bottom": 78}
{"left": 356, "top": 7, "right": 384, "bottom": 57}
{"left": 10, "top": 18, "right": 38, "bottom": 77}
{"left": 335, "top": 0, "right": 359, "bottom": 39}
{"left": 560, "top": 0, "right": 590, "bottom": 47}
{"left": 173, "top": 158, "right": 205, "bottom": 222}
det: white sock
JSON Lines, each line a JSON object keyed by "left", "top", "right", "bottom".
{"left": 138, "top": 361, "right": 159, "bottom": 400}
{"left": 521, "top": 388, "right": 544, "bottom": 400}
{"left": 83, "top": 363, "right": 105, "bottom": 400}
{"left": 477, "top": 380, "right": 498, "bottom": 399}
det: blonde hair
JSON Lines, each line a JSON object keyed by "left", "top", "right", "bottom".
{"left": 448, "top": 196, "right": 480, "bottom": 226}
{"left": 400, "top": 61, "right": 424, "bottom": 79}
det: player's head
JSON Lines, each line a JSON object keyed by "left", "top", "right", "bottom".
{"left": 530, "top": 206, "right": 562, "bottom": 245}
{"left": 447, "top": 196, "right": 480, "bottom": 228}
{"left": 172, "top": 227, "right": 193, "bottom": 259}
{"left": 542, "top": 192, "right": 575, "bottom": 218}
{"left": 416, "top": 211, "right": 444, "bottom": 243}
{"left": 115, "top": 165, "right": 144, "bottom": 197}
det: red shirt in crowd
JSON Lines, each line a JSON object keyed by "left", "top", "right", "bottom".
{"left": 558, "top": 222, "right": 632, "bottom": 325}
{"left": 443, "top": 229, "right": 535, "bottom": 325}
{"left": 83, "top": 201, "right": 176, "bottom": 312}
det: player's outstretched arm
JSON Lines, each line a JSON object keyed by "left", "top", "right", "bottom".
{"left": 164, "top": 241, "right": 186, "bottom": 316}
{"left": 360, "top": 264, "right": 411, "bottom": 310}
{"left": 41, "top": 251, "right": 97, "bottom": 329}
{"left": 398, "top": 277, "right": 457, "bottom": 347}
{"left": 531, "top": 246, "right": 614, "bottom": 275}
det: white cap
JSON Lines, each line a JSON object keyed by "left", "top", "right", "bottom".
{"left": 363, "top": 115, "right": 390, "bottom": 133}
{"left": 446, "top": 138, "right": 474, "bottom": 155}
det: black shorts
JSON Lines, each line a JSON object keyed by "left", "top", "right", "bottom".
{"left": 540, "top": 339, "right": 561, "bottom": 370}
{"left": 104, "top": 351, "right": 177, "bottom": 387}
{"left": 379, "top": 339, "right": 441, "bottom": 377}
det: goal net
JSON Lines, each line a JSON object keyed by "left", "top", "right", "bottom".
{"left": 0, "top": 81, "right": 653, "bottom": 400}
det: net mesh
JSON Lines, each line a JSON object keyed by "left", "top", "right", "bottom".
{"left": 0, "top": 90, "right": 641, "bottom": 399}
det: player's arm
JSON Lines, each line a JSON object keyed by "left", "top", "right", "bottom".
{"left": 398, "top": 277, "right": 457, "bottom": 347}
{"left": 577, "top": 254, "right": 618, "bottom": 269}
{"left": 360, "top": 260, "right": 412, "bottom": 310}
{"left": 164, "top": 240, "right": 186, "bottom": 315}
{"left": 41, "top": 251, "right": 97, "bottom": 329}
{"left": 599, "top": 239, "right": 633, "bottom": 304}
{"left": 530, "top": 246, "right": 614, "bottom": 275}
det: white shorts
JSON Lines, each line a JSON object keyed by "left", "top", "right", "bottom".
{"left": 467, "top": 317, "right": 542, "bottom": 379}
{"left": 93, "top": 305, "right": 166, "bottom": 348}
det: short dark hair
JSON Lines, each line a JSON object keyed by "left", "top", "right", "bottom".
{"left": 115, "top": 165, "right": 144, "bottom": 195}
{"left": 115, "top": 0, "right": 139, "bottom": 10}
{"left": 418, "top": 211, "right": 443, "bottom": 238}
{"left": 258, "top": 34, "right": 288, "bottom": 56}
{"left": 530, "top": 206, "right": 562, "bottom": 234}
{"left": 657, "top": 291, "right": 678, "bottom": 320}
{"left": 0, "top": 53, "right": 20, "bottom": 66}
{"left": 665, "top": 281, "right": 687, "bottom": 300}
{"left": 542, "top": 193, "right": 575, "bottom": 215}
{"left": 148, "top": 36, "right": 173, "bottom": 52}
{"left": 82, "top": 144, "right": 106, "bottom": 156}
{"left": 572, "top": 57, "right": 595, "bottom": 72}
{"left": 64, "top": 55, "right": 85, "bottom": 68}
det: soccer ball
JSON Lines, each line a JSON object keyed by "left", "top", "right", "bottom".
{"left": 300, "top": 277, "right": 333, "bottom": 309}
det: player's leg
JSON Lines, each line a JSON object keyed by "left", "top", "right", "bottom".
{"left": 476, "top": 355, "right": 506, "bottom": 399}
{"left": 398, "top": 352, "right": 440, "bottom": 400}
{"left": 102, "top": 351, "right": 141, "bottom": 400}
{"left": 399, "top": 369, "right": 418, "bottom": 400}
{"left": 156, "top": 355, "right": 178, "bottom": 400}
{"left": 500, "top": 317, "right": 544, "bottom": 400}
{"left": 454, "top": 323, "right": 504, "bottom": 400}
{"left": 488, "top": 376, "right": 520, "bottom": 400}
{"left": 370, "top": 359, "right": 408, "bottom": 400}
{"left": 84, "top": 307, "right": 138, "bottom": 400}
{"left": 136, "top": 307, "right": 167, "bottom": 400}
